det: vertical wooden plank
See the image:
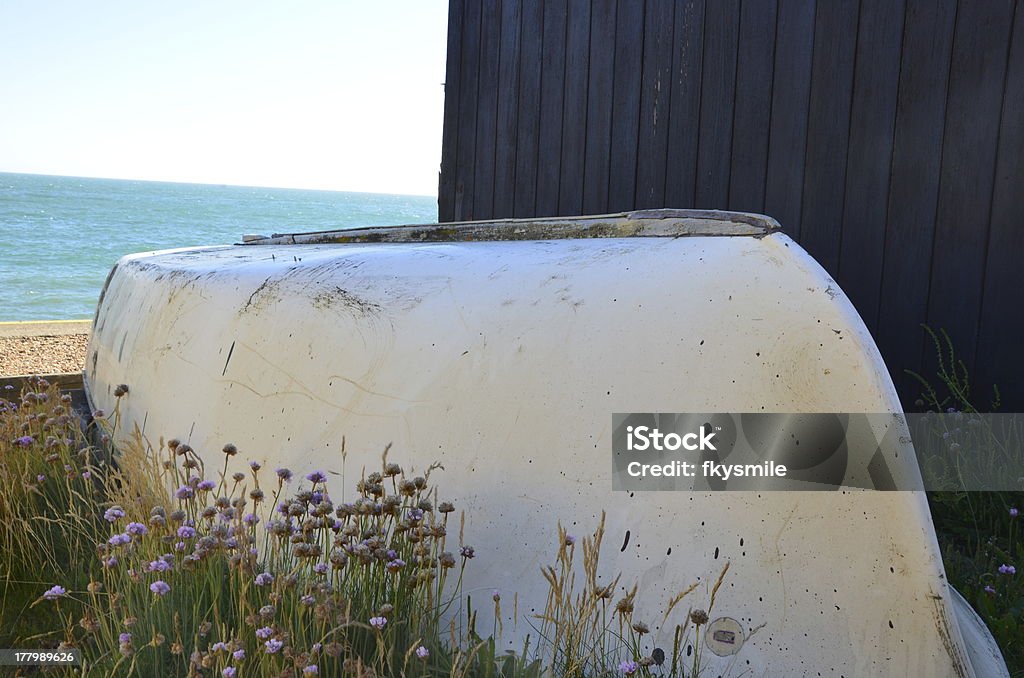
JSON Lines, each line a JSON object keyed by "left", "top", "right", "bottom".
{"left": 438, "top": 0, "right": 464, "bottom": 222}
{"left": 694, "top": 0, "right": 740, "bottom": 208}
{"left": 607, "top": 0, "right": 645, "bottom": 212}
{"left": 764, "top": 0, "right": 815, "bottom": 237}
{"left": 453, "top": 0, "right": 482, "bottom": 221}
{"left": 836, "top": 0, "right": 905, "bottom": 326}
{"left": 472, "top": 0, "right": 501, "bottom": 220}
{"left": 535, "top": 0, "right": 568, "bottom": 217}
{"left": 635, "top": 0, "right": 675, "bottom": 209}
{"left": 727, "top": 0, "right": 778, "bottom": 214}
{"left": 558, "top": 0, "right": 592, "bottom": 216}
{"left": 513, "top": 0, "right": 544, "bottom": 217}
{"left": 664, "top": 0, "right": 705, "bottom": 209}
{"left": 925, "top": 0, "right": 1016, "bottom": 364}
{"left": 875, "top": 0, "right": 957, "bottom": 400}
{"left": 493, "top": 0, "right": 522, "bottom": 219}
{"left": 798, "top": 0, "right": 859, "bottom": 273}
{"left": 583, "top": 0, "right": 617, "bottom": 214}
{"left": 976, "top": 0, "right": 1024, "bottom": 408}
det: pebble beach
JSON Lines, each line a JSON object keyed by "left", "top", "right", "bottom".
{"left": 0, "top": 321, "right": 90, "bottom": 376}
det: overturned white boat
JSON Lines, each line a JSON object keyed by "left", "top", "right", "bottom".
{"left": 85, "top": 210, "right": 1007, "bottom": 676}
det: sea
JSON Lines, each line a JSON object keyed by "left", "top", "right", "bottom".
{"left": 0, "top": 172, "right": 438, "bottom": 322}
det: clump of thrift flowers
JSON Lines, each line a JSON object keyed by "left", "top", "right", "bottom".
{"left": 58, "top": 427, "right": 479, "bottom": 675}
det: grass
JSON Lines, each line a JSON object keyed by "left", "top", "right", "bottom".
{"left": 530, "top": 515, "right": 739, "bottom": 678}
{"left": 0, "top": 379, "right": 731, "bottom": 677}
{"left": 908, "top": 326, "right": 1023, "bottom": 675}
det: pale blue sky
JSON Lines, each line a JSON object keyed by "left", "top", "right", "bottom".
{"left": 0, "top": 1, "right": 448, "bottom": 196}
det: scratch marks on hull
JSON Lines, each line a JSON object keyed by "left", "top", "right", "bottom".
{"left": 222, "top": 340, "right": 236, "bottom": 376}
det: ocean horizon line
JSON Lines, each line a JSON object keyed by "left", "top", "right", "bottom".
{"left": 0, "top": 170, "right": 437, "bottom": 200}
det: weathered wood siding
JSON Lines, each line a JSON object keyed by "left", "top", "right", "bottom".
{"left": 438, "top": 0, "right": 1024, "bottom": 410}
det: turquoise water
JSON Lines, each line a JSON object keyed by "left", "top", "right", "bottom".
{"left": 0, "top": 172, "right": 437, "bottom": 321}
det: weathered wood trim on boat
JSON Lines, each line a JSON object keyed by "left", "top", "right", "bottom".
{"left": 244, "top": 209, "right": 781, "bottom": 245}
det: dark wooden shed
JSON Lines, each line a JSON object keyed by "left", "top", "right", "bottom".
{"left": 438, "top": 0, "right": 1024, "bottom": 410}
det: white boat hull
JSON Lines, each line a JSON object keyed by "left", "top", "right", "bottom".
{"left": 85, "top": 211, "right": 1006, "bottom": 676}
